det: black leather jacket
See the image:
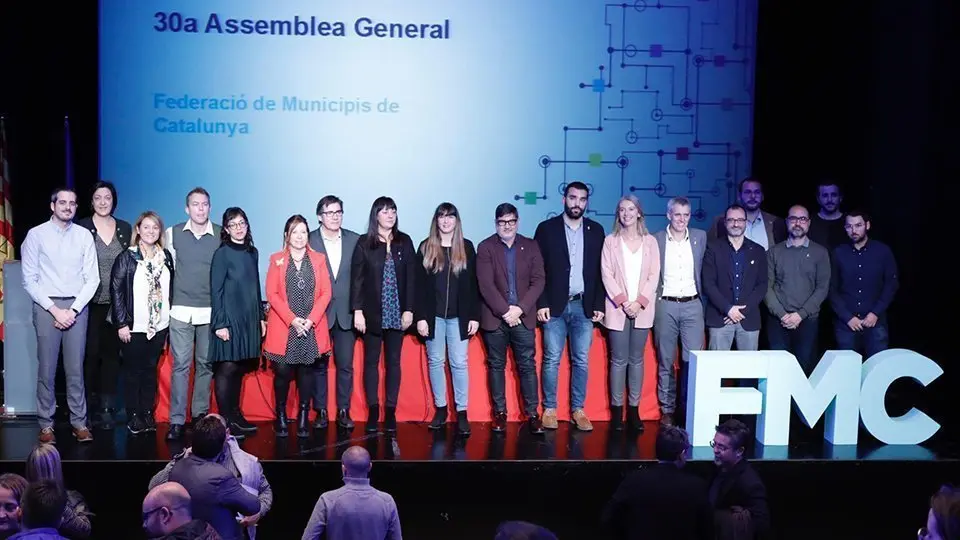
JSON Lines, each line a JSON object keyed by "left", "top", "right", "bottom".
{"left": 110, "top": 247, "right": 175, "bottom": 330}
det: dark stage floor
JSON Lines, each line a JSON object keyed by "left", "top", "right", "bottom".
{"left": 0, "top": 416, "right": 955, "bottom": 463}
{"left": 1, "top": 417, "right": 957, "bottom": 539}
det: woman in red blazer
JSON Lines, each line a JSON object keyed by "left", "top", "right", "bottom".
{"left": 264, "top": 214, "right": 332, "bottom": 438}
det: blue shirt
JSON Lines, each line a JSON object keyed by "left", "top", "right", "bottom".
{"left": 504, "top": 241, "right": 519, "bottom": 305}
{"left": 302, "top": 477, "right": 402, "bottom": 540}
{"left": 20, "top": 219, "right": 100, "bottom": 312}
{"left": 730, "top": 240, "right": 746, "bottom": 306}
{"left": 830, "top": 239, "right": 898, "bottom": 321}
{"left": 564, "top": 221, "right": 585, "bottom": 296}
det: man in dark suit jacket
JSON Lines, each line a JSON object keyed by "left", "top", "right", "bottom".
{"left": 707, "top": 178, "right": 786, "bottom": 250}
{"left": 168, "top": 416, "right": 260, "bottom": 540}
{"left": 533, "top": 181, "right": 605, "bottom": 432}
{"left": 477, "top": 203, "right": 546, "bottom": 434}
{"left": 602, "top": 426, "right": 713, "bottom": 539}
{"left": 308, "top": 195, "right": 361, "bottom": 430}
{"left": 653, "top": 197, "right": 708, "bottom": 428}
{"left": 702, "top": 204, "right": 769, "bottom": 352}
{"left": 709, "top": 419, "right": 771, "bottom": 539}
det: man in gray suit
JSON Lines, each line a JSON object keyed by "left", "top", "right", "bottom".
{"left": 653, "top": 196, "right": 707, "bottom": 428}
{"left": 308, "top": 195, "right": 360, "bottom": 430}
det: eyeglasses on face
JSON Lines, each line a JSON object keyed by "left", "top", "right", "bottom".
{"left": 227, "top": 221, "right": 247, "bottom": 230}
{"left": 786, "top": 216, "right": 810, "bottom": 223}
{"left": 496, "top": 219, "right": 518, "bottom": 228}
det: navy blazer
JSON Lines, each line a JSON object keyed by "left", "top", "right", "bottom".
{"left": 534, "top": 215, "right": 606, "bottom": 316}
{"left": 168, "top": 454, "right": 260, "bottom": 540}
{"left": 701, "top": 236, "right": 768, "bottom": 331}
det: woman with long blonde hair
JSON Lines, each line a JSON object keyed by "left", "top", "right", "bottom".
{"left": 599, "top": 195, "right": 660, "bottom": 432}
{"left": 25, "top": 444, "right": 93, "bottom": 538}
{"left": 414, "top": 203, "right": 480, "bottom": 435}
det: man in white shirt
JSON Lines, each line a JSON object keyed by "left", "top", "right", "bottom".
{"left": 652, "top": 197, "right": 707, "bottom": 428}
{"left": 163, "top": 188, "right": 222, "bottom": 440}
{"left": 21, "top": 188, "right": 99, "bottom": 443}
{"left": 308, "top": 195, "right": 360, "bottom": 430}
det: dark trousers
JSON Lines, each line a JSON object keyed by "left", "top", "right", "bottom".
{"left": 121, "top": 329, "right": 168, "bottom": 415}
{"left": 362, "top": 330, "right": 404, "bottom": 407}
{"left": 835, "top": 320, "right": 889, "bottom": 359}
{"left": 766, "top": 315, "right": 819, "bottom": 375}
{"left": 315, "top": 323, "right": 356, "bottom": 412}
{"left": 274, "top": 362, "right": 316, "bottom": 407}
{"left": 84, "top": 303, "right": 121, "bottom": 406}
{"left": 214, "top": 360, "right": 254, "bottom": 418}
{"left": 482, "top": 323, "right": 539, "bottom": 416}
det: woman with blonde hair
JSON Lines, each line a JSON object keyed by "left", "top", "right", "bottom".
{"left": 25, "top": 444, "right": 93, "bottom": 538}
{"left": 109, "top": 211, "right": 174, "bottom": 435}
{"left": 263, "top": 215, "right": 333, "bottom": 438}
{"left": 414, "top": 202, "right": 480, "bottom": 435}
{"left": 599, "top": 195, "right": 660, "bottom": 432}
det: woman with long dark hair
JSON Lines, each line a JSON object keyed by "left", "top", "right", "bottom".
{"left": 351, "top": 196, "right": 416, "bottom": 433}
{"left": 209, "top": 207, "right": 265, "bottom": 435}
{"left": 76, "top": 180, "right": 131, "bottom": 429}
{"left": 263, "top": 215, "right": 332, "bottom": 437}
{"left": 415, "top": 203, "right": 479, "bottom": 435}
{"left": 110, "top": 211, "right": 174, "bottom": 435}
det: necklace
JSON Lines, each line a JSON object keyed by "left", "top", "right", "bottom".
{"left": 291, "top": 254, "right": 306, "bottom": 290}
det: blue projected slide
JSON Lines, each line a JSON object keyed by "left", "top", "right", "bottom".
{"left": 100, "top": 0, "right": 757, "bottom": 277}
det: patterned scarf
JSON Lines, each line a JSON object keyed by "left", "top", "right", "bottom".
{"left": 136, "top": 246, "right": 166, "bottom": 340}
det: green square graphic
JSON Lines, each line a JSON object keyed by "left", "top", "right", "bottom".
{"left": 523, "top": 192, "right": 538, "bottom": 205}
{"left": 589, "top": 153, "right": 602, "bottom": 167}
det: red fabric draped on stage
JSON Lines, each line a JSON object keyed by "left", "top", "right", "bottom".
{"left": 152, "top": 328, "right": 667, "bottom": 423}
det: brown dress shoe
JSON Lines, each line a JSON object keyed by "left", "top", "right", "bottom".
{"left": 73, "top": 427, "right": 94, "bottom": 442}
{"left": 571, "top": 409, "right": 593, "bottom": 432}
{"left": 38, "top": 427, "right": 56, "bottom": 444}
{"left": 541, "top": 408, "right": 559, "bottom": 430}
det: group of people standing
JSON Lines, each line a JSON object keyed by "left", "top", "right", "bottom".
{"left": 19, "top": 175, "right": 897, "bottom": 444}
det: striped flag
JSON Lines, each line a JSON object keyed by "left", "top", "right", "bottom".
{"left": 0, "top": 117, "right": 14, "bottom": 341}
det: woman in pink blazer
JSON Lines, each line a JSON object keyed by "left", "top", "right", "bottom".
{"left": 600, "top": 195, "right": 661, "bottom": 432}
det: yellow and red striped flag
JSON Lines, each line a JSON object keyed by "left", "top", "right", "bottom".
{"left": 0, "top": 116, "right": 13, "bottom": 341}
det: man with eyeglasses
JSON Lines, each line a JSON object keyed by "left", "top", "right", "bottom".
{"left": 702, "top": 204, "right": 768, "bottom": 352}
{"left": 163, "top": 187, "right": 222, "bottom": 440}
{"left": 829, "top": 210, "right": 898, "bottom": 359}
{"left": 307, "top": 195, "right": 361, "bottom": 430}
{"left": 708, "top": 419, "right": 770, "bottom": 538}
{"left": 21, "top": 187, "right": 99, "bottom": 444}
{"left": 764, "top": 205, "right": 831, "bottom": 374}
{"left": 142, "top": 482, "right": 219, "bottom": 539}
{"left": 476, "top": 203, "right": 546, "bottom": 434}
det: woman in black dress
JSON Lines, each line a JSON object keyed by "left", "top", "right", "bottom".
{"left": 209, "top": 207, "right": 265, "bottom": 435}
{"left": 351, "top": 196, "right": 416, "bottom": 433}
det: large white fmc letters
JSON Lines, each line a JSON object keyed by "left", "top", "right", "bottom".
{"left": 686, "top": 349, "right": 943, "bottom": 447}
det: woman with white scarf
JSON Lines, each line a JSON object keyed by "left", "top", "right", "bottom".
{"left": 110, "top": 210, "right": 174, "bottom": 435}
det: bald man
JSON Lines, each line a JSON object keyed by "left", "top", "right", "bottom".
{"left": 142, "top": 482, "right": 218, "bottom": 539}
{"left": 302, "top": 446, "right": 402, "bottom": 540}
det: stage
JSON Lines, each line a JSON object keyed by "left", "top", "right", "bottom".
{"left": 1, "top": 416, "right": 956, "bottom": 539}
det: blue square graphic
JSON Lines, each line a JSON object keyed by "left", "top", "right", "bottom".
{"left": 592, "top": 78, "right": 605, "bottom": 92}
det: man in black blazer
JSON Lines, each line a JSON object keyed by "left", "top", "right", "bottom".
{"left": 602, "top": 426, "right": 713, "bottom": 539}
{"left": 534, "top": 181, "right": 605, "bottom": 432}
{"left": 709, "top": 419, "right": 771, "bottom": 539}
{"left": 308, "top": 195, "right": 361, "bottom": 430}
{"left": 702, "top": 204, "right": 768, "bottom": 351}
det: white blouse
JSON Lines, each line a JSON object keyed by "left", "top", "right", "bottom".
{"left": 621, "top": 238, "right": 645, "bottom": 302}
{"left": 132, "top": 256, "right": 172, "bottom": 335}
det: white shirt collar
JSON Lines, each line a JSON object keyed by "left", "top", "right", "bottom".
{"left": 183, "top": 220, "right": 215, "bottom": 236}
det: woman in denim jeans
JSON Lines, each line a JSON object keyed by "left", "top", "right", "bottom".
{"left": 415, "top": 203, "right": 480, "bottom": 436}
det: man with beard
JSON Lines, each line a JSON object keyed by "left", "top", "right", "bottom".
{"left": 829, "top": 210, "right": 898, "bottom": 359}
{"left": 534, "top": 181, "right": 605, "bottom": 431}
{"left": 809, "top": 181, "right": 847, "bottom": 251}
{"left": 764, "top": 205, "right": 831, "bottom": 374}
{"left": 702, "top": 204, "right": 768, "bottom": 352}
{"left": 21, "top": 187, "right": 99, "bottom": 444}
{"left": 708, "top": 177, "right": 786, "bottom": 250}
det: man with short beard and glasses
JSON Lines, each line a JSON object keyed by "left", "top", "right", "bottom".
{"left": 829, "top": 210, "right": 898, "bottom": 359}
{"left": 809, "top": 180, "right": 847, "bottom": 251}
{"left": 764, "top": 205, "right": 831, "bottom": 374}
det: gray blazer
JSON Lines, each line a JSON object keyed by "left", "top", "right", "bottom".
{"left": 308, "top": 227, "right": 360, "bottom": 330}
{"left": 653, "top": 227, "right": 707, "bottom": 298}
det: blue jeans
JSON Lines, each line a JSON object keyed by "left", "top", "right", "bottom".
{"left": 834, "top": 320, "right": 888, "bottom": 359}
{"left": 766, "top": 315, "right": 819, "bottom": 375}
{"left": 425, "top": 317, "right": 470, "bottom": 411}
{"left": 541, "top": 299, "right": 594, "bottom": 410}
